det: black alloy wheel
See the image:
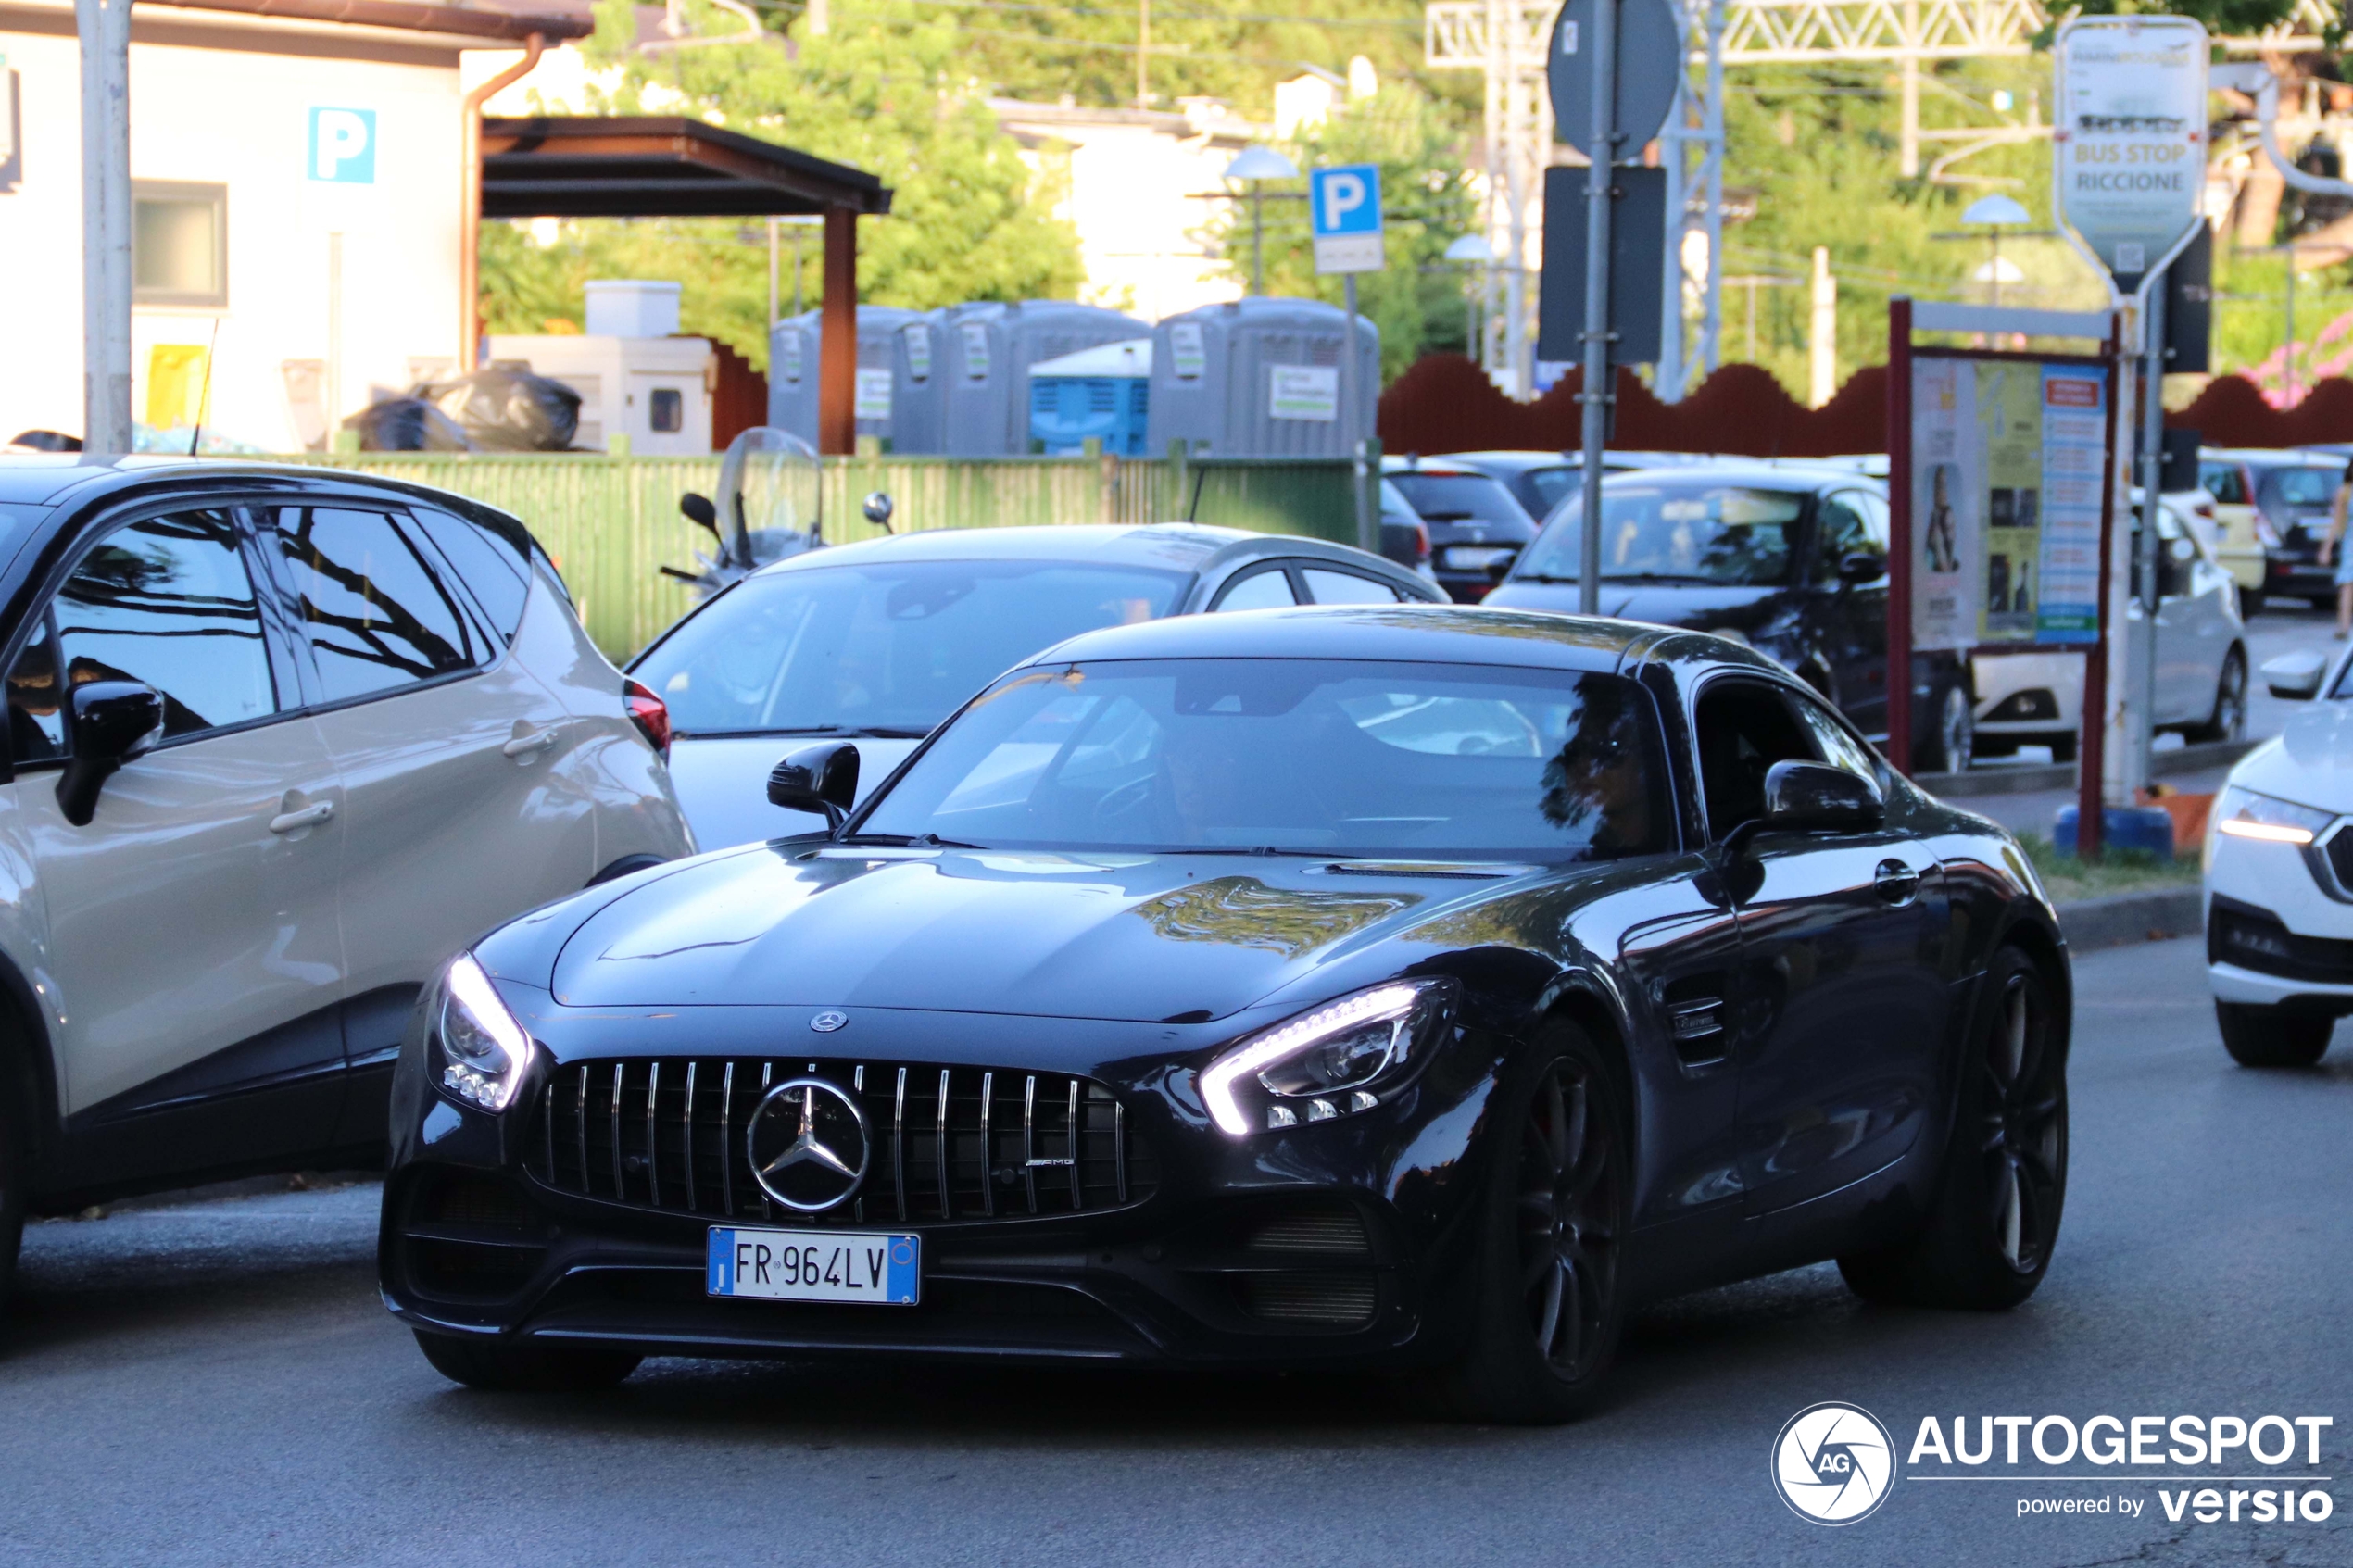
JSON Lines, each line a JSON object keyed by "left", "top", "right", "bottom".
{"left": 1840, "top": 947, "right": 2066, "bottom": 1309}
{"left": 1430, "top": 1024, "right": 1630, "bottom": 1424}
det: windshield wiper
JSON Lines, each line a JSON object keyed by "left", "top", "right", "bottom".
{"left": 840, "top": 832, "right": 988, "bottom": 849}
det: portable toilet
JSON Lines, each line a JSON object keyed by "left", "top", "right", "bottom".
{"left": 942, "top": 300, "right": 1150, "bottom": 456}
{"left": 1028, "top": 339, "right": 1151, "bottom": 455}
{"left": 767, "top": 306, "right": 939, "bottom": 450}
{"left": 1147, "top": 297, "right": 1378, "bottom": 458}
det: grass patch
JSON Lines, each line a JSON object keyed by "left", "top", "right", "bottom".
{"left": 2018, "top": 833, "right": 2200, "bottom": 904}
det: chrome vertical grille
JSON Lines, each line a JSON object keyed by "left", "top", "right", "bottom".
{"left": 527, "top": 1057, "right": 1156, "bottom": 1226}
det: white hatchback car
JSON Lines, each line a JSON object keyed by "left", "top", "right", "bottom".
{"left": 0, "top": 458, "right": 692, "bottom": 1299}
{"left": 2205, "top": 645, "right": 2353, "bottom": 1065}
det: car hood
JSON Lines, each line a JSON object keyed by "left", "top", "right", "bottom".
{"left": 2233, "top": 704, "right": 2353, "bottom": 814}
{"left": 547, "top": 845, "right": 1534, "bottom": 1022}
{"left": 664, "top": 735, "right": 922, "bottom": 851}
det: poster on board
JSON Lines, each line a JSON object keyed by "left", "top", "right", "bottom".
{"left": 1909, "top": 357, "right": 2108, "bottom": 650}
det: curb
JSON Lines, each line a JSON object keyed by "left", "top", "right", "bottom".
{"left": 2056, "top": 885, "right": 2205, "bottom": 952}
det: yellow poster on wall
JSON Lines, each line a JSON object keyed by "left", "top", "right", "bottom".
{"left": 1976, "top": 360, "right": 2043, "bottom": 641}
{"left": 145, "top": 344, "right": 211, "bottom": 431}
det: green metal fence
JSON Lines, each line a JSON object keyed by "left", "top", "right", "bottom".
{"left": 282, "top": 449, "right": 1362, "bottom": 659}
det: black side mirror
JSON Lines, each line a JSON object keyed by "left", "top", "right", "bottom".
{"left": 768, "top": 741, "right": 860, "bottom": 833}
{"left": 1838, "top": 552, "right": 1886, "bottom": 585}
{"left": 862, "top": 492, "right": 895, "bottom": 533}
{"left": 680, "top": 492, "right": 720, "bottom": 538}
{"left": 57, "top": 681, "right": 165, "bottom": 827}
{"left": 2263, "top": 651, "right": 2325, "bottom": 701}
{"left": 1763, "top": 759, "right": 1883, "bottom": 834}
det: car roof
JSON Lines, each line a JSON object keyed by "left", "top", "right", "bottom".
{"left": 2210, "top": 448, "right": 2341, "bottom": 468}
{"left": 1381, "top": 456, "right": 1497, "bottom": 477}
{"left": 749, "top": 523, "right": 1252, "bottom": 578}
{"left": 1596, "top": 459, "right": 1868, "bottom": 492}
{"left": 1435, "top": 450, "right": 1575, "bottom": 475}
{"left": 1015, "top": 600, "right": 1731, "bottom": 674}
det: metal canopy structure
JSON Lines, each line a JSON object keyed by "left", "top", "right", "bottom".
{"left": 479, "top": 117, "right": 893, "bottom": 455}
{"left": 480, "top": 116, "right": 893, "bottom": 220}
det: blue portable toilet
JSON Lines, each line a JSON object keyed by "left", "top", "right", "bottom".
{"left": 1147, "top": 297, "right": 1378, "bottom": 458}
{"left": 1027, "top": 338, "right": 1151, "bottom": 456}
{"left": 942, "top": 300, "right": 1149, "bottom": 456}
{"left": 767, "top": 306, "right": 942, "bottom": 451}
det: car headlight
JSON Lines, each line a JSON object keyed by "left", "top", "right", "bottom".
{"left": 437, "top": 953, "right": 534, "bottom": 1111}
{"left": 2213, "top": 784, "right": 2335, "bottom": 847}
{"left": 1199, "top": 978, "right": 1457, "bottom": 1137}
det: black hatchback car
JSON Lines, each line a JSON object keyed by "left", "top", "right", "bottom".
{"left": 1485, "top": 462, "right": 1976, "bottom": 771}
{"left": 381, "top": 605, "right": 2069, "bottom": 1421}
{"left": 1381, "top": 457, "right": 1537, "bottom": 603}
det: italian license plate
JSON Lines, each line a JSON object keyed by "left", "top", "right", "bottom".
{"left": 707, "top": 1226, "right": 920, "bottom": 1305}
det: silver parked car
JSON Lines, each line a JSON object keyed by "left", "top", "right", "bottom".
{"left": 0, "top": 458, "right": 692, "bottom": 1301}
{"left": 629, "top": 523, "right": 1448, "bottom": 848}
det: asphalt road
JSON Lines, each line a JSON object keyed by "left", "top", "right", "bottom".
{"left": 4, "top": 937, "right": 2350, "bottom": 1568}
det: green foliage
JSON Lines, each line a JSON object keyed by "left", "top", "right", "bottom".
{"left": 2043, "top": 0, "right": 2297, "bottom": 42}
{"left": 1200, "top": 80, "right": 1481, "bottom": 380}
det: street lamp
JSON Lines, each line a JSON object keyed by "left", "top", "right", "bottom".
{"left": 1226, "top": 144, "right": 1300, "bottom": 295}
{"left": 1443, "top": 232, "right": 1494, "bottom": 363}
{"left": 1961, "top": 193, "right": 2032, "bottom": 307}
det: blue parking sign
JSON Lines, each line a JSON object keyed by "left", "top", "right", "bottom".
{"left": 308, "top": 107, "right": 376, "bottom": 183}
{"left": 1309, "top": 164, "right": 1384, "bottom": 275}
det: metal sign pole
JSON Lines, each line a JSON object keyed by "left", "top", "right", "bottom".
{"left": 1576, "top": 0, "right": 1619, "bottom": 617}
{"left": 2131, "top": 275, "right": 2168, "bottom": 802}
{"left": 1885, "top": 296, "right": 1915, "bottom": 776}
{"left": 2079, "top": 320, "right": 2124, "bottom": 861}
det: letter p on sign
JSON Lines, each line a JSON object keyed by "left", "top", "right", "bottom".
{"left": 309, "top": 107, "right": 377, "bottom": 183}
{"left": 1309, "top": 163, "right": 1384, "bottom": 275}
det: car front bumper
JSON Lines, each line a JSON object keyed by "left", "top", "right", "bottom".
{"left": 2206, "top": 826, "right": 2353, "bottom": 1010}
{"left": 380, "top": 1001, "right": 1513, "bottom": 1370}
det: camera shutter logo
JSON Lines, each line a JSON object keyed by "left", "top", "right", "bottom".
{"left": 746, "top": 1077, "right": 870, "bottom": 1212}
{"left": 1771, "top": 1402, "right": 1897, "bottom": 1524}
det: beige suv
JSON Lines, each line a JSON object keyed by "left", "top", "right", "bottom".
{"left": 0, "top": 459, "right": 692, "bottom": 1303}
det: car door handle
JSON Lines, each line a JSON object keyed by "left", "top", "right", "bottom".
{"left": 502, "top": 730, "right": 560, "bottom": 759}
{"left": 268, "top": 801, "right": 335, "bottom": 834}
{"left": 1873, "top": 858, "right": 1921, "bottom": 907}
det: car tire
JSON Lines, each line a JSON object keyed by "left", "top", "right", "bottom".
{"left": 411, "top": 1330, "right": 641, "bottom": 1392}
{"left": 2214, "top": 1002, "right": 2332, "bottom": 1067}
{"left": 2047, "top": 734, "right": 2078, "bottom": 765}
{"left": 1427, "top": 1022, "right": 1631, "bottom": 1424}
{"left": 1838, "top": 947, "right": 2065, "bottom": 1311}
{"left": 0, "top": 1071, "right": 25, "bottom": 1314}
{"left": 2184, "top": 649, "right": 2248, "bottom": 745}
{"left": 1917, "top": 684, "right": 1974, "bottom": 773}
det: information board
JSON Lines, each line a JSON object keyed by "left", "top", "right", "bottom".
{"left": 1909, "top": 356, "right": 2108, "bottom": 649}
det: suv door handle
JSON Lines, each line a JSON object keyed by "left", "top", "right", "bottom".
{"left": 502, "top": 730, "right": 560, "bottom": 759}
{"left": 269, "top": 801, "right": 335, "bottom": 834}
{"left": 1873, "top": 858, "right": 1921, "bottom": 907}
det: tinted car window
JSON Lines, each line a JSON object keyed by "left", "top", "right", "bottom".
{"left": 2199, "top": 463, "right": 2247, "bottom": 505}
{"left": 270, "top": 508, "right": 479, "bottom": 703}
{"left": 1693, "top": 680, "right": 1815, "bottom": 840}
{"left": 860, "top": 659, "right": 1672, "bottom": 861}
{"left": 1525, "top": 482, "right": 1803, "bottom": 585}
{"left": 1518, "top": 466, "right": 1578, "bottom": 518}
{"left": 409, "top": 508, "right": 530, "bottom": 643}
{"left": 637, "top": 560, "right": 1189, "bottom": 736}
{"left": 1215, "top": 569, "right": 1298, "bottom": 611}
{"left": 1785, "top": 689, "right": 1879, "bottom": 782}
{"left": 1389, "top": 472, "right": 1533, "bottom": 528}
{"left": 51, "top": 509, "right": 278, "bottom": 741}
{"left": 2264, "top": 468, "right": 2338, "bottom": 508}
{"left": 1813, "top": 493, "right": 1885, "bottom": 583}
{"left": 1302, "top": 568, "right": 1400, "bottom": 604}
{"left": 6, "top": 617, "right": 62, "bottom": 762}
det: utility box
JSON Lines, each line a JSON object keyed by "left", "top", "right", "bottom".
{"left": 1028, "top": 338, "right": 1151, "bottom": 456}
{"left": 768, "top": 306, "right": 943, "bottom": 451}
{"left": 584, "top": 280, "right": 684, "bottom": 339}
{"left": 943, "top": 300, "right": 1149, "bottom": 456}
{"left": 484, "top": 332, "right": 714, "bottom": 454}
{"left": 1147, "top": 297, "right": 1378, "bottom": 457}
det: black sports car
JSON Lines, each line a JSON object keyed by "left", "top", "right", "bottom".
{"left": 380, "top": 606, "right": 2070, "bottom": 1422}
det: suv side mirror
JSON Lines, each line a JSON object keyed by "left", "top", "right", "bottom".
{"left": 57, "top": 681, "right": 165, "bottom": 827}
{"left": 679, "top": 492, "right": 720, "bottom": 538}
{"left": 1838, "top": 552, "right": 1885, "bottom": 585}
{"left": 768, "top": 741, "right": 860, "bottom": 832}
{"left": 2264, "top": 650, "right": 2326, "bottom": 701}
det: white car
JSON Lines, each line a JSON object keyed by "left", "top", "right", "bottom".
{"left": 2205, "top": 646, "right": 2353, "bottom": 1065}
{"left": 1973, "top": 493, "right": 2246, "bottom": 762}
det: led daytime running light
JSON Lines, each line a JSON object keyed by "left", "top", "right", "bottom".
{"left": 439, "top": 953, "right": 533, "bottom": 1111}
{"left": 1201, "top": 983, "right": 1424, "bottom": 1138}
{"left": 2217, "top": 818, "right": 2316, "bottom": 846}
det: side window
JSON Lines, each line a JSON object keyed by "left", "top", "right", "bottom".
{"left": 1302, "top": 568, "right": 1402, "bottom": 605}
{"left": 1213, "top": 568, "right": 1298, "bottom": 612}
{"left": 7, "top": 616, "right": 64, "bottom": 763}
{"left": 1785, "top": 689, "right": 1880, "bottom": 784}
{"left": 409, "top": 508, "right": 531, "bottom": 644}
{"left": 1814, "top": 491, "right": 1885, "bottom": 583}
{"left": 269, "top": 508, "right": 478, "bottom": 704}
{"left": 1692, "top": 680, "right": 1817, "bottom": 842}
{"left": 49, "top": 509, "right": 278, "bottom": 743}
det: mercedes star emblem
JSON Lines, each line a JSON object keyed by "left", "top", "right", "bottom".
{"left": 746, "top": 1076, "right": 871, "bottom": 1212}
{"left": 810, "top": 1010, "right": 849, "bottom": 1033}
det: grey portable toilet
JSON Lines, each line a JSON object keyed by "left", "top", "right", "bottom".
{"left": 1147, "top": 297, "right": 1378, "bottom": 458}
{"left": 942, "top": 300, "right": 1149, "bottom": 456}
{"left": 767, "top": 306, "right": 936, "bottom": 450}
{"left": 889, "top": 311, "right": 948, "bottom": 453}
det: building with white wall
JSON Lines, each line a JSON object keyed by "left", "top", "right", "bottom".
{"left": 0, "top": 0, "right": 586, "bottom": 451}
